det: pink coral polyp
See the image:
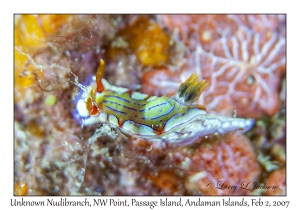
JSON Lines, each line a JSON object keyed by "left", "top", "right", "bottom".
{"left": 151, "top": 15, "right": 286, "bottom": 118}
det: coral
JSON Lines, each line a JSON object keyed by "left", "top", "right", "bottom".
{"left": 107, "top": 16, "right": 171, "bottom": 67}
{"left": 105, "top": 54, "right": 143, "bottom": 89}
{"left": 161, "top": 15, "right": 285, "bottom": 46}
{"left": 15, "top": 182, "right": 28, "bottom": 196}
{"left": 15, "top": 15, "right": 46, "bottom": 48}
{"left": 144, "top": 169, "right": 184, "bottom": 195}
{"left": 141, "top": 67, "right": 181, "bottom": 97}
{"left": 263, "top": 168, "right": 286, "bottom": 195}
{"left": 38, "top": 15, "right": 73, "bottom": 34}
{"left": 270, "top": 144, "right": 285, "bottom": 164}
{"left": 180, "top": 133, "right": 261, "bottom": 195}
{"left": 14, "top": 15, "right": 73, "bottom": 103}
{"left": 15, "top": 15, "right": 45, "bottom": 100}
{"left": 47, "top": 15, "right": 118, "bottom": 51}
{"left": 142, "top": 15, "right": 286, "bottom": 118}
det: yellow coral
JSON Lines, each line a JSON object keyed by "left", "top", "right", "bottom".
{"left": 108, "top": 17, "right": 171, "bottom": 67}
{"left": 133, "top": 19, "right": 170, "bottom": 66}
{"left": 15, "top": 182, "right": 28, "bottom": 196}
{"left": 15, "top": 15, "right": 45, "bottom": 47}
{"left": 38, "top": 15, "right": 73, "bottom": 34}
{"left": 14, "top": 15, "right": 73, "bottom": 102}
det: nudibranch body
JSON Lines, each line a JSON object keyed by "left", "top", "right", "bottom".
{"left": 73, "top": 60, "right": 254, "bottom": 144}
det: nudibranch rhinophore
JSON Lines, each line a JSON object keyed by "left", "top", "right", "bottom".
{"left": 72, "top": 59, "right": 254, "bottom": 144}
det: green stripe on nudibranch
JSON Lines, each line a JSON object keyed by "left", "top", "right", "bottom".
{"left": 99, "top": 85, "right": 194, "bottom": 132}
{"left": 74, "top": 59, "right": 254, "bottom": 144}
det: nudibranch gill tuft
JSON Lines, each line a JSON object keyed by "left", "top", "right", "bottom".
{"left": 73, "top": 59, "right": 254, "bottom": 144}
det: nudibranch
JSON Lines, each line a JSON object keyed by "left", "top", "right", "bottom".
{"left": 72, "top": 60, "right": 254, "bottom": 144}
